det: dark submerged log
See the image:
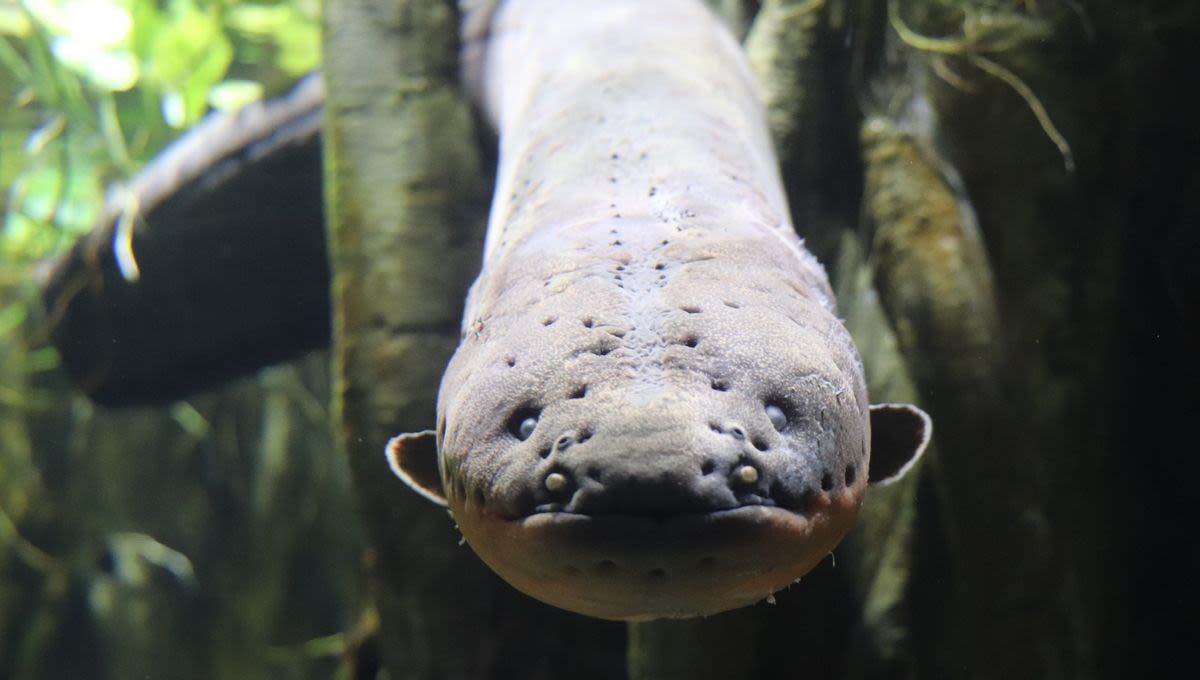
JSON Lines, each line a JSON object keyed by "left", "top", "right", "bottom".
{"left": 37, "top": 74, "right": 328, "bottom": 406}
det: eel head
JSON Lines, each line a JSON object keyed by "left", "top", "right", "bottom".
{"left": 387, "top": 237, "right": 930, "bottom": 620}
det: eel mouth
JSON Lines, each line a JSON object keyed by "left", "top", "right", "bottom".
{"left": 450, "top": 493, "right": 861, "bottom": 620}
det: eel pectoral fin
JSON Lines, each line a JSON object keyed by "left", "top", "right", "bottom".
{"left": 385, "top": 430, "right": 448, "bottom": 507}
{"left": 867, "top": 403, "right": 933, "bottom": 484}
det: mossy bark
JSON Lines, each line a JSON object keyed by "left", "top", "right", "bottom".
{"left": 321, "top": 1, "right": 495, "bottom": 676}
{"left": 856, "top": 1, "right": 1196, "bottom": 677}
{"left": 744, "top": 0, "right": 829, "bottom": 229}
{"left": 628, "top": 610, "right": 762, "bottom": 680}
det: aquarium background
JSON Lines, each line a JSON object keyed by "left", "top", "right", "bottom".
{"left": 2, "top": 2, "right": 368, "bottom": 678}
{"left": 2, "top": 0, "right": 1195, "bottom": 679}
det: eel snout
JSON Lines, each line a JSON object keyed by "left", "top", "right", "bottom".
{"left": 519, "top": 397, "right": 840, "bottom": 519}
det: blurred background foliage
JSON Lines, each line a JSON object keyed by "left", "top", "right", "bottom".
{"left": 2, "top": 2, "right": 364, "bottom": 680}
{"left": 1, "top": 0, "right": 320, "bottom": 261}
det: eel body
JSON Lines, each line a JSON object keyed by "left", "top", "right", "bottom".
{"left": 389, "top": 0, "right": 930, "bottom": 621}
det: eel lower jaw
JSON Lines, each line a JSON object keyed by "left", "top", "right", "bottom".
{"left": 450, "top": 496, "right": 862, "bottom": 621}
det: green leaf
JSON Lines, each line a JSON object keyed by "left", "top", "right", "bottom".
{"left": 0, "top": 6, "right": 32, "bottom": 37}
{"left": 0, "top": 303, "right": 27, "bottom": 337}
{"left": 51, "top": 40, "right": 139, "bottom": 91}
{"left": 208, "top": 78, "right": 263, "bottom": 111}
{"left": 144, "top": 1, "right": 232, "bottom": 126}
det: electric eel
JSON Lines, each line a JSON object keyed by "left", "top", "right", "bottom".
{"left": 387, "top": 0, "right": 931, "bottom": 621}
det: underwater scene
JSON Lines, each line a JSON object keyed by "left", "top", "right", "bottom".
{"left": 1, "top": 0, "right": 1194, "bottom": 678}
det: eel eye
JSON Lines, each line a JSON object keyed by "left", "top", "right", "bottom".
{"left": 765, "top": 403, "right": 787, "bottom": 431}
{"left": 508, "top": 407, "right": 541, "bottom": 440}
{"left": 518, "top": 417, "right": 537, "bottom": 440}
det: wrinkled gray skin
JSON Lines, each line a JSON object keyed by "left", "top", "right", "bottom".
{"left": 390, "top": 0, "right": 930, "bottom": 620}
